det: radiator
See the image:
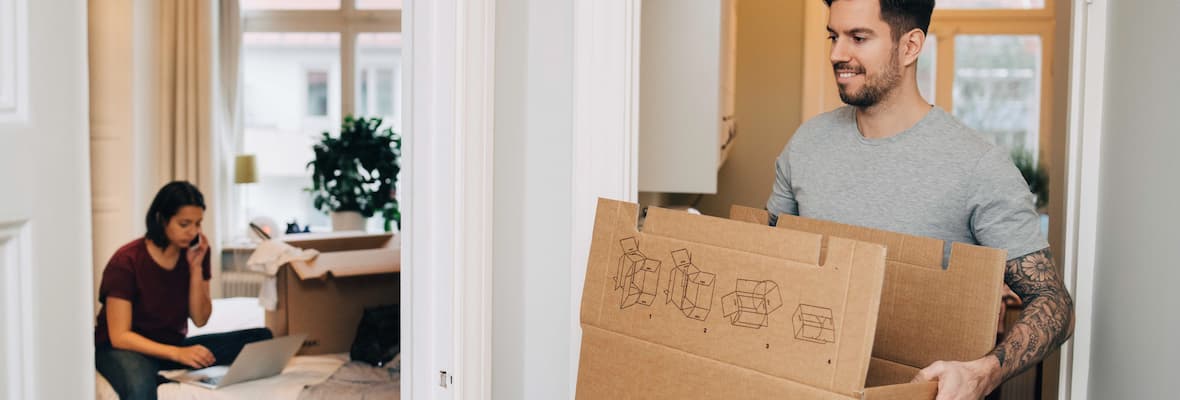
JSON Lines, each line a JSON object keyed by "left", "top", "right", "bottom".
{"left": 220, "top": 271, "right": 265, "bottom": 298}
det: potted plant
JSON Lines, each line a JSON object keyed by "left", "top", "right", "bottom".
{"left": 307, "top": 115, "right": 402, "bottom": 232}
{"left": 1011, "top": 148, "right": 1048, "bottom": 212}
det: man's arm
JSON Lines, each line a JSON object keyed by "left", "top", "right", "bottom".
{"left": 912, "top": 248, "right": 1074, "bottom": 399}
{"left": 990, "top": 248, "right": 1075, "bottom": 380}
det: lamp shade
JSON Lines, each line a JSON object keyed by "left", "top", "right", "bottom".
{"left": 234, "top": 154, "right": 258, "bottom": 184}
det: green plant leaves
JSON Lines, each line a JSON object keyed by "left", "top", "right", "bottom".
{"left": 307, "top": 115, "right": 403, "bottom": 230}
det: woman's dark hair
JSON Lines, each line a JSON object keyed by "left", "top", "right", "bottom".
{"left": 824, "top": 0, "right": 935, "bottom": 41}
{"left": 145, "top": 181, "right": 206, "bottom": 248}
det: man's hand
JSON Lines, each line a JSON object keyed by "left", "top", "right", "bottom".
{"left": 172, "top": 344, "right": 216, "bottom": 369}
{"left": 921, "top": 248, "right": 1073, "bottom": 398}
{"left": 911, "top": 356, "right": 1002, "bottom": 400}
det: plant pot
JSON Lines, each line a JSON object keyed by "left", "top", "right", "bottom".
{"left": 331, "top": 211, "right": 366, "bottom": 232}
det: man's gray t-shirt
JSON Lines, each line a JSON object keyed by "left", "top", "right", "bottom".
{"left": 766, "top": 106, "right": 1047, "bottom": 261}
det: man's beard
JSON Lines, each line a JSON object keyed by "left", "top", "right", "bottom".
{"left": 836, "top": 50, "right": 902, "bottom": 108}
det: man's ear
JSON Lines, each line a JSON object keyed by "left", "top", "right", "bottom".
{"left": 900, "top": 28, "right": 926, "bottom": 67}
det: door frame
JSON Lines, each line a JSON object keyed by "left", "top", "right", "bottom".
{"left": 402, "top": 0, "right": 495, "bottom": 398}
{"left": 444, "top": 0, "right": 1110, "bottom": 398}
{"left": 1059, "top": 0, "right": 1108, "bottom": 399}
{"left": 567, "top": 0, "right": 643, "bottom": 397}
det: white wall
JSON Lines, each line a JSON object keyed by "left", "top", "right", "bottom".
{"left": 88, "top": 0, "right": 167, "bottom": 309}
{"left": 1088, "top": 0, "right": 1180, "bottom": 397}
{"left": 493, "top": 0, "right": 574, "bottom": 398}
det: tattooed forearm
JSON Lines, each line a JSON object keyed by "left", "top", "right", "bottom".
{"left": 989, "top": 248, "right": 1075, "bottom": 380}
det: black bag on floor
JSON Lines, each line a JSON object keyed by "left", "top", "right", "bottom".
{"left": 350, "top": 304, "right": 400, "bottom": 367}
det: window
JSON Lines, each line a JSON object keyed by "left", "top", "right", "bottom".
{"left": 356, "top": 33, "right": 403, "bottom": 127}
{"left": 953, "top": 35, "right": 1042, "bottom": 155}
{"left": 238, "top": 1, "right": 401, "bottom": 233}
{"left": 306, "top": 69, "right": 330, "bottom": 117}
{"left": 925, "top": 3, "right": 1055, "bottom": 164}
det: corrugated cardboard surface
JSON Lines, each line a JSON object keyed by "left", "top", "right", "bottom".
{"left": 577, "top": 199, "right": 888, "bottom": 399}
{"left": 729, "top": 205, "right": 1005, "bottom": 386}
{"left": 265, "top": 233, "right": 401, "bottom": 355}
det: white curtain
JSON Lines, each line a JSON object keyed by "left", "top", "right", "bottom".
{"left": 215, "top": 0, "right": 244, "bottom": 296}
{"left": 157, "top": 0, "right": 242, "bottom": 296}
{"left": 157, "top": 0, "right": 213, "bottom": 187}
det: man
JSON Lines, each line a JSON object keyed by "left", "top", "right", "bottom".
{"left": 765, "top": 0, "right": 1074, "bottom": 398}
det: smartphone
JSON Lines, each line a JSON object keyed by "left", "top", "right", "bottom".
{"left": 189, "top": 235, "right": 201, "bottom": 250}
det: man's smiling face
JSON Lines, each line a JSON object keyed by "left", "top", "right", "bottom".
{"left": 827, "top": 0, "right": 903, "bottom": 108}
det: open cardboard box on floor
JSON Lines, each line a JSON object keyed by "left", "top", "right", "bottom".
{"left": 575, "top": 199, "right": 1004, "bottom": 399}
{"left": 265, "top": 232, "right": 400, "bottom": 355}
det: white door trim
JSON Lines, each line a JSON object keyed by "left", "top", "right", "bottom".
{"left": 403, "top": 0, "right": 495, "bottom": 398}
{"left": 0, "top": 221, "right": 35, "bottom": 400}
{"left": 453, "top": 0, "right": 495, "bottom": 398}
{"left": 0, "top": 0, "right": 28, "bottom": 123}
{"left": 1060, "top": 0, "right": 1108, "bottom": 399}
{"left": 568, "top": 0, "right": 643, "bottom": 397}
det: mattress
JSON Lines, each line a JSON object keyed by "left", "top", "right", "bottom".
{"left": 96, "top": 297, "right": 348, "bottom": 400}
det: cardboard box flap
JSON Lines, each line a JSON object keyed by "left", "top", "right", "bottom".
{"left": 861, "top": 381, "right": 938, "bottom": 400}
{"left": 578, "top": 325, "right": 853, "bottom": 400}
{"left": 643, "top": 206, "right": 822, "bottom": 266}
{"left": 280, "top": 233, "right": 400, "bottom": 280}
{"left": 728, "top": 205, "right": 1005, "bottom": 370}
{"left": 580, "top": 199, "right": 888, "bottom": 397}
{"left": 283, "top": 232, "right": 395, "bottom": 252}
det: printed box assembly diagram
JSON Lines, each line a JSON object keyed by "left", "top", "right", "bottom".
{"left": 615, "top": 237, "right": 661, "bottom": 309}
{"left": 792, "top": 304, "right": 836, "bottom": 344}
{"left": 721, "top": 279, "right": 784, "bottom": 329}
{"left": 664, "top": 249, "right": 716, "bottom": 321}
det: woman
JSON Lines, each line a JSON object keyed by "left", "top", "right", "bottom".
{"left": 94, "top": 181, "right": 272, "bottom": 400}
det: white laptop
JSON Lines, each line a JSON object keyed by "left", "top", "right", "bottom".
{"left": 168, "top": 333, "right": 307, "bottom": 390}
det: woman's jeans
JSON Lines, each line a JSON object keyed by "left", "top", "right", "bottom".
{"left": 95, "top": 327, "right": 273, "bottom": 400}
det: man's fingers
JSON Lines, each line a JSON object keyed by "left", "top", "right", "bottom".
{"left": 911, "top": 361, "right": 945, "bottom": 383}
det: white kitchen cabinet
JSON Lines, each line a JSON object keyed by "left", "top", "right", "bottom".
{"left": 639, "top": 0, "right": 737, "bottom": 194}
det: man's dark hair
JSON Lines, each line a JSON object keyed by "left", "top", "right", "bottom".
{"left": 824, "top": 0, "right": 935, "bottom": 41}
{"left": 145, "top": 181, "right": 205, "bottom": 248}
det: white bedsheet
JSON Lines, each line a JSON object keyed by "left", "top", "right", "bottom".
{"left": 155, "top": 353, "right": 348, "bottom": 400}
{"left": 97, "top": 297, "right": 345, "bottom": 400}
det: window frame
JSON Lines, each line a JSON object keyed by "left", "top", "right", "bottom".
{"left": 238, "top": 0, "right": 401, "bottom": 232}
{"left": 242, "top": 0, "right": 401, "bottom": 119}
{"left": 303, "top": 67, "right": 331, "bottom": 117}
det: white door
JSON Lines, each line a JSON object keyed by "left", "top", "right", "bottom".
{"left": 0, "top": 0, "right": 95, "bottom": 398}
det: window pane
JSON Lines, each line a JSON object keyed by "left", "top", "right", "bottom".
{"left": 307, "top": 70, "right": 329, "bottom": 116}
{"left": 356, "top": 0, "right": 402, "bottom": 10}
{"left": 937, "top": 0, "right": 1044, "bottom": 9}
{"left": 359, "top": 69, "right": 369, "bottom": 115}
{"left": 917, "top": 34, "right": 937, "bottom": 104}
{"left": 355, "top": 33, "right": 402, "bottom": 130}
{"left": 953, "top": 35, "right": 1042, "bottom": 159}
{"left": 242, "top": 32, "right": 341, "bottom": 231}
{"left": 375, "top": 69, "right": 394, "bottom": 116}
{"left": 241, "top": 0, "right": 340, "bottom": 10}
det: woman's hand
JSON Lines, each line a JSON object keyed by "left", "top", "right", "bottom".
{"left": 186, "top": 232, "right": 209, "bottom": 274}
{"left": 172, "top": 344, "right": 216, "bottom": 369}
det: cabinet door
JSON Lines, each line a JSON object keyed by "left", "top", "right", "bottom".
{"left": 639, "top": 0, "right": 734, "bottom": 194}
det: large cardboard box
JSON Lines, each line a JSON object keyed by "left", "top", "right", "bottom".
{"left": 728, "top": 205, "right": 1006, "bottom": 389}
{"left": 575, "top": 199, "right": 1004, "bottom": 399}
{"left": 265, "top": 232, "right": 400, "bottom": 355}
